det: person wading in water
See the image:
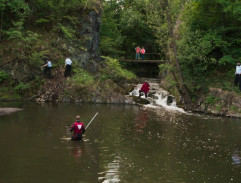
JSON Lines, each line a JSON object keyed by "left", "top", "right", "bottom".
{"left": 139, "top": 80, "right": 150, "bottom": 98}
{"left": 70, "top": 115, "right": 86, "bottom": 141}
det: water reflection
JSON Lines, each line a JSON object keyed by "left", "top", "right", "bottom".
{"left": 99, "top": 155, "right": 121, "bottom": 183}
{"left": 0, "top": 103, "right": 241, "bottom": 183}
{"left": 135, "top": 110, "right": 148, "bottom": 133}
{"left": 69, "top": 142, "right": 86, "bottom": 163}
{"left": 232, "top": 151, "right": 241, "bottom": 166}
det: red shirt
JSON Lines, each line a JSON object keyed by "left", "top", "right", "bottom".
{"left": 140, "top": 48, "right": 145, "bottom": 54}
{"left": 70, "top": 121, "right": 85, "bottom": 134}
{"left": 136, "top": 47, "right": 140, "bottom": 53}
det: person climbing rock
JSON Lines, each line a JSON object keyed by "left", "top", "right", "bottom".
{"left": 140, "top": 47, "right": 145, "bottom": 60}
{"left": 135, "top": 46, "right": 141, "bottom": 60}
{"left": 70, "top": 115, "right": 86, "bottom": 141}
{"left": 42, "top": 59, "right": 52, "bottom": 78}
{"left": 234, "top": 62, "right": 241, "bottom": 91}
{"left": 64, "top": 57, "right": 72, "bottom": 77}
{"left": 139, "top": 80, "right": 150, "bottom": 98}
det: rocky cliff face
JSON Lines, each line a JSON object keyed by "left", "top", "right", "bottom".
{"left": 194, "top": 88, "right": 241, "bottom": 118}
{"left": 60, "top": 9, "right": 102, "bottom": 72}
{"left": 0, "top": 1, "right": 103, "bottom": 98}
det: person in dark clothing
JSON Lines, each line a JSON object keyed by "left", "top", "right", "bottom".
{"left": 139, "top": 80, "right": 150, "bottom": 98}
{"left": 42, "top": 59, "right": 52, "bottom": 78}
{"left": 234, "top": 62, "right": 241, "bottom": 91}
{"left": 70, "top": 115, "right": 86, "bottom": 141}
{"left": 64, "top": 57, "right": 72, "bottom": 77}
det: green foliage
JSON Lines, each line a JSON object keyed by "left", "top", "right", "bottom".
{"left": 100, "top": 0, "right": 160, "bottom": 58}
{"left": 215, "top": 104, "right": 222, "bottom": 111}
{"left": 0, "top": 0, "right": 30, "bottom": 40}
{"left": 59, "top": 24, "right": 76, "bottom": 39}
{"left": 100, "top": 57, "right": 136, "bottom": 81}
{"left": 230, "top": 105, "right": 238, "bottom": 112}
{"left": 159, "top": 64, "right": 174, "bottom": 72}
{"left": 0, "top": 71, "right": 9, "bottom": 83}
{"left": 15, "top": 82, "right": 30, "bottom": 94}
{"left": 205, "top": 95, "right": 220, "bottom": 106}
{"left": 28, "top": 52, "right": 43, "bottom": 68}
{"left": 69, "top": 68, "right": 95, "bottom": 88}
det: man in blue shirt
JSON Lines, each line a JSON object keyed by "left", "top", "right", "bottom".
{"left": 42, "top": 59, "right": 52, "bottom": 78}
{"left": 64, "top": 57, "right": 72, "bottom": 77}
{"left": 234, "top": 62, "right": 241, "bottom": 91}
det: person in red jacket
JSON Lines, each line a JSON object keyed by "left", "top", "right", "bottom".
{"left": 70, "top": 115, "right": 86, "bottom": 141}
{"left": 139, "top": 80, "right": 150, "bottom": 98}
{"left": 140, "top": 47, "right": 145, "bottom": 60}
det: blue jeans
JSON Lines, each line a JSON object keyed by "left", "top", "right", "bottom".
{"left": 141, "top": 54, "right": 144, "bottom": 60}
{"left": 135, "top": 53, "right": 140, "bottom": 60}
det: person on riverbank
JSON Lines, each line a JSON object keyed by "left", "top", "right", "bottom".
{"left": 64, "top": 57, "right": 72, "bottom": 77}
{"left": 234, "top": 62, "right": 241, "bottom": 91}
{"left": 70, "top": 115, "right": 86, "bottom": 141}
{"left": 140, "top": 47, "right": 145, "bottom": 60}
{"left": 42, "top": 59, "right": 52, "bottom": 78}
{"left": 135, "top": 46, "right": 141, "bottom": 60}
{"left": 139, "top": 80, "right": 150, "bottom": 98}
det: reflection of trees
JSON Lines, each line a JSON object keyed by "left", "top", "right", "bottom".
{"left": 85, "top": 105, "right": 241, "bottom": 182}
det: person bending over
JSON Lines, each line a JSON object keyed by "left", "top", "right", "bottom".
{"left": 64, "top": 57, "right": 72, "bottom": 77}
{"left": 139, "top": 80, "right": 150, "bottom": 98}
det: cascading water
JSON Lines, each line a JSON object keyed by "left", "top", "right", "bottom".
{"left": 130, "top": 78, "right": 186, "bottom": 113}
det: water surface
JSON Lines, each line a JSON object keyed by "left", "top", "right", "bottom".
{"left": 0, "top": 103, "right": 241, "bottom": 183}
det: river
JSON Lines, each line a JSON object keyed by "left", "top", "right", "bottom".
{"left": 0, "top": 102, "right": 241, "bottom": 183}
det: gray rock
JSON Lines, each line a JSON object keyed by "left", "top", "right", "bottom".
{"left": 0, "top": 108, "right": 23, "bottom": 116}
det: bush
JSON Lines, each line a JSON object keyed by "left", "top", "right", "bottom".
{"left": 28, "top": 52, "right": 43, "bottom": 68}
{"left": 15, "top": 82, "right": 30, "bottom": 94}
{"left": 205, "top": 95, "right": 220, "bottom": 106}
{"left": 69, "top": 68, "right": 94, "bottom": 88}
{"left": 100, "top": 57, "right": 136, "bottom": 81}
{"left": 0, "top": 71, "right": 9, "bottom": 83}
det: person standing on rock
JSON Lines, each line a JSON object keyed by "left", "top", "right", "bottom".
{"left": 42, "top": 59, "right": 52, "bottom": 78}
{"left": 140, "top": 47, "right": 145, "bottom": 60}
{"left": 234, "top": 62, "right": 241, "bottom": 91}
{"left": 139, "top": 80, "right": 150, "bottom": 98}
{"left": 70, "top": 115, "right": 86, "bottom": 141}
{"left": 64, "top": 57, "right": 72, "bottom": 77}
{"left": 135, "top": 46, "right": 141, "bottom": 60}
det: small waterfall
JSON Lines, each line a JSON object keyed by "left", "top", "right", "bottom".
{"left": 130, "top": 79, "right": 186, "bottom": 113}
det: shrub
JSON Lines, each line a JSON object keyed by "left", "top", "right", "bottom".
{"left": 0, "top": 71, "right": 9, "bottom": 83}
{"left": 205, "top": 95, "right": 220, "bottom": 106}
{"left": 28, "top": 52, "right": 43, "bottom": 68}
{"left": 15, "top": 82, "right": 30, "bottom": 94}
{"left": 100, "top": 56, "right": 136, "bottom": 81}
{"left": 69, "top": 68, "right": 94, "bottom": 88}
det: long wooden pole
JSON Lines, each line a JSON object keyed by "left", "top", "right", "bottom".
{"left": 85, "top": 112, "right": 98, "bottom": 129}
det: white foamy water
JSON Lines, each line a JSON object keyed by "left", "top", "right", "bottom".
{"left": 130, "top": 80, "right": 186, "bottom": 113}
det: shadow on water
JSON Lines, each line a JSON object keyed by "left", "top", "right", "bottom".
{"left": 0, "top": 102, "right": 241, "bottom": 183}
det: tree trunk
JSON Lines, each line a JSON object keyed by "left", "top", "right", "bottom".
{"left": 164, "top": 0, "right": 192, "bottom": 105}
{"left": 0, "top": 9, "right": 3, "bottom": 41}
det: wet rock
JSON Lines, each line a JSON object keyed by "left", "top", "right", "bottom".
{"left": 200, "top": 104, "right": 206, "bottom": 112}
{"left": 167, "top": 96, "right": 173, "bottom": 105}
{"left": 132, "top": 96, "right": 150, "bottom": 105}
{"left": 62, "top": 97, "right": 71, "bottom": 102}
{"left": 0, "top": 108, "right": 23, "bottom": 116}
